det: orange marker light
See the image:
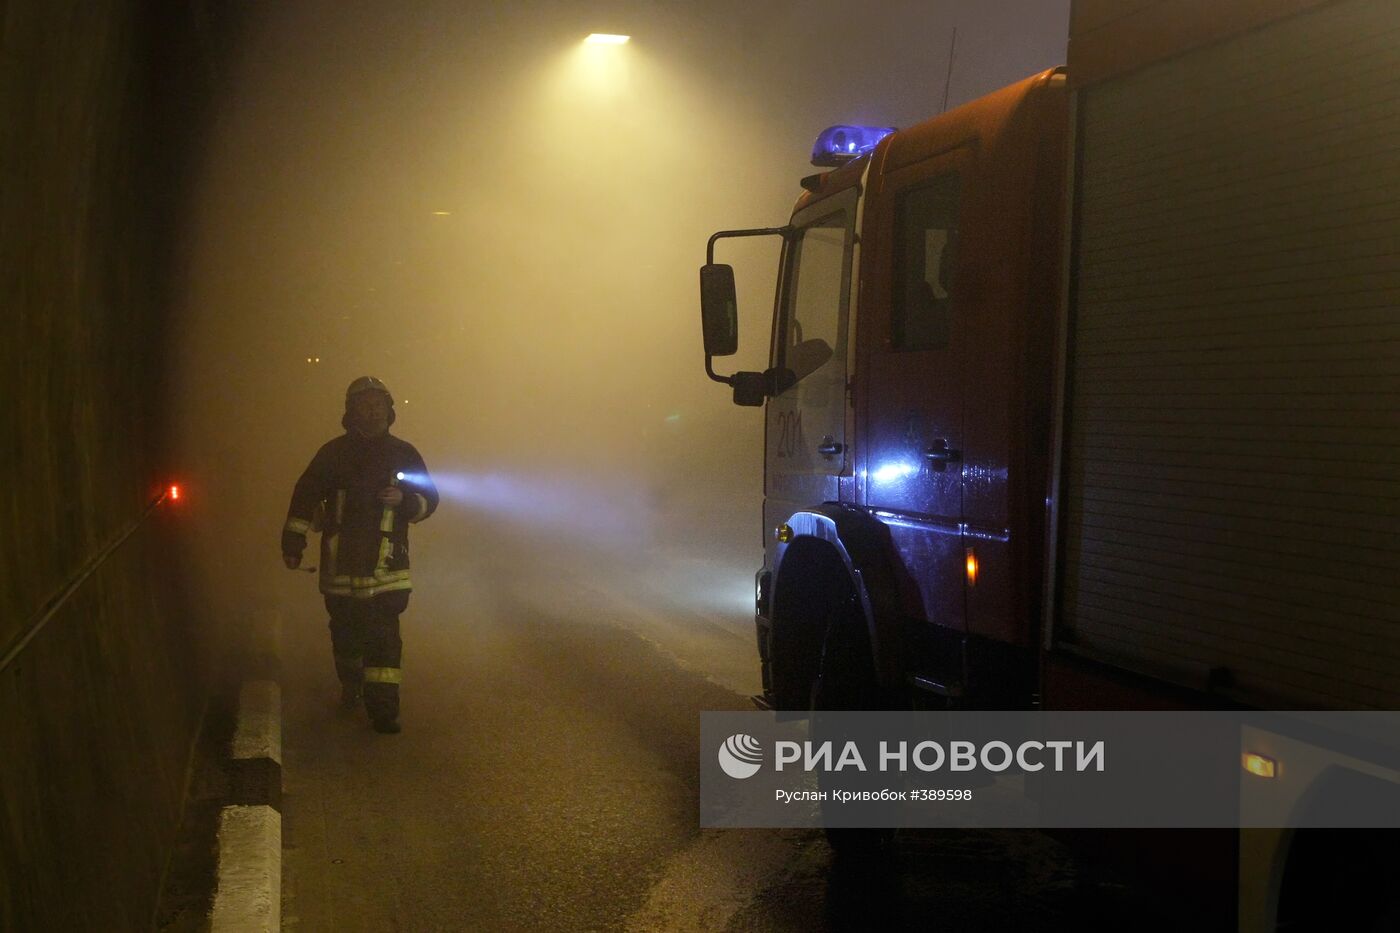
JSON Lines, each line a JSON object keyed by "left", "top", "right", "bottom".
{"left": 169, "top": 484, "right": 181, "bottom": 502}
{"left": 1243, "top": 753, "right": 1277, "bottom": 779}
{"left": 965, "top": 547, "right": 979, "bottom": 587}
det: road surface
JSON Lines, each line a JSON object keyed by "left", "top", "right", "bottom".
{"left": 276, "top": 536, "right": 1193, "bottom": 931}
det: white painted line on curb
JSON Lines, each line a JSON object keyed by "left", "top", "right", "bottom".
{"left": 210, "top": 804, "right": 282, "bottom": 933}
{"left": 233, "top": 680, "right": 282, "bottom": 765}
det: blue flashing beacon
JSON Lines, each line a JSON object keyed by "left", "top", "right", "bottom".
{"left": 810, "top": 125, "right": 896, "bottom": 167}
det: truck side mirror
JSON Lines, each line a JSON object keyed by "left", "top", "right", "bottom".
{"left": 699, "top": 264, "right": 739, "bottom": 357}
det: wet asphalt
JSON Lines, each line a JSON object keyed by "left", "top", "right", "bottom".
{"left": 277, "top": 542, "right": 1204, "bottom": 932}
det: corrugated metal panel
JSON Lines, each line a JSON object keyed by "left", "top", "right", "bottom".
{"left": 1061, "top": 0, "right": 1400, "bottom": 708}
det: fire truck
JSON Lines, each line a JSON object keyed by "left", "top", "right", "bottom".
{"left": 698, "top": 1, "right": 1400, "bottom": 929}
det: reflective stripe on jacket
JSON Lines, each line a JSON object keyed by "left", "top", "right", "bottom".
{"left": 282, "top": 431, "right": 439, "bottom": 599}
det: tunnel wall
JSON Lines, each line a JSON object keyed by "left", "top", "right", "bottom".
{"left": 0, "top": 2, "right": 233, "bottom": 927}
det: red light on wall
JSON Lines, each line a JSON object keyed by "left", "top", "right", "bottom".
{"left": 169, "top": 484, "right": 181, "bottom": 502}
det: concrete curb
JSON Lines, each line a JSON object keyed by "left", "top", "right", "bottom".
{"left": 209, "top": 805, "right": 281, "bottom": 932}
{"left": 229, "top": 680, "right": 284, "bottom": 811}
{"left": 232, "top": 680, "right": 282, "bottom": 763}
{"left": 210, "top": 678, "right": 283, "bottom": 930}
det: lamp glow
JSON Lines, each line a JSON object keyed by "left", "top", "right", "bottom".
{"left": 585, "top": 33, "right": 630, "bottom": 44}
{"left": 870, "top": 461, "right": 918, "bottom": 483}
{"left": 1243, "top": 753, "right": 1277, "bottom": 779}
{"left": 169, "top": 485, "right": 181, "bottom": 502}
{"left": 965, "top": 547, "right": 979, "bottom": 587}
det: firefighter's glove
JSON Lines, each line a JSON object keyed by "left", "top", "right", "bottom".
{"left": 283, "top": 552, "right": 302, "bottom": 570}
{"left": 377, "top": 486, "right": 403, "bottom": 508}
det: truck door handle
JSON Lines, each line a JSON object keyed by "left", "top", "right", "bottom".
{"left": 817, "top": 437, "right": 843, "bottom": 457}
{"left": 925, "top": 442, "right": 961, "bottom": 463}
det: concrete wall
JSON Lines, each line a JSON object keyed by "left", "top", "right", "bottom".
{"left": 0, "top": 2, "right": 236, "bottom": 927}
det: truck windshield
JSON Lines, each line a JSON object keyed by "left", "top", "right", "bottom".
{"left": 776, "top": 209, "right": 849, "bottom": 393}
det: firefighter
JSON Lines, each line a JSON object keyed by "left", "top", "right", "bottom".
{"left": 281, "top": 376, "right": 438, "bottom": 734}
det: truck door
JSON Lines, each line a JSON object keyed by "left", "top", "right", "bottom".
{"left": 764, "top": 188, "right": 856, "bottom": 527}
{"left": 859, "top": 151, "right": 969, "bottom": 636}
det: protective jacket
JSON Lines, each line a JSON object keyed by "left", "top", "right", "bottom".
{"left": 282, "top": 432, "right": 439, "bottom": 599}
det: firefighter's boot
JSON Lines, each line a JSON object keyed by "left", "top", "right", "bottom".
{"left": 363, "top": 668, "right": 400, "bottom": 733}
{"left": 335, "top": 654, "right": 363, "bottom": 711}
{"left": 339, "top": 681, "right": 362, "bottom": 710}
{"left": 362, "top": 613, "right": 402, "bottom": 733}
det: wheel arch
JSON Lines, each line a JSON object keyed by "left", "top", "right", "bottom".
{"left": 769, "top": 506, "right": 905, "bottom": 709}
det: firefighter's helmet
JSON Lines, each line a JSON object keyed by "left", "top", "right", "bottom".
{"left": 346, "top": 375, "right": 392, "bottom": 402}
{"left": 343, "top": 376, "right": 395, "bottom": 427}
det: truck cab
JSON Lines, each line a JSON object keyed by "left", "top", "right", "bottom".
{"left": 702, "top": 69, "right": 1068, "bottom": 712}
{"left": 700, "top": 3, "right": 1400, "bottom": 927}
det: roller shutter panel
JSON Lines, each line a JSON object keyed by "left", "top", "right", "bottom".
{"left": 1060, "top": 0, "right": 1400, "bottom": 708}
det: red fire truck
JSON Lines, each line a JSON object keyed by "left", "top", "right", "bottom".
{"left": 699, "top": 1, "right": 1400, "bottom": 928}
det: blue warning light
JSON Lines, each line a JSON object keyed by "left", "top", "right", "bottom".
{"left": 810, "top": 125, "right": 896, "bottom": 167}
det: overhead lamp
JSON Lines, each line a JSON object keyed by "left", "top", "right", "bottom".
{"left": 585, "top": 33, "right": 629, "bottom": 45}
{"left": 1242, "top": 753, "right": 1277, "bottom": 779}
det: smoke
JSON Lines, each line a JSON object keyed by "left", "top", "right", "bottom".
{"left": 167, "top": 0, "right": 1069, "bottom": 647}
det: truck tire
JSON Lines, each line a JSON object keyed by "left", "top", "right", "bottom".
{"left": 810, "top": 590, "right": 895, "bottom": 855}
{"left": 809, "top": 594, "right": 879, "bottom": 710}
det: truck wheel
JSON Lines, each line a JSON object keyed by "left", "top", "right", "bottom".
{"left": 810, "top": 596, "right": 880, "bottom": 710}
{"left": 810, "top": 592, "right": 895, "bottom": 855}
